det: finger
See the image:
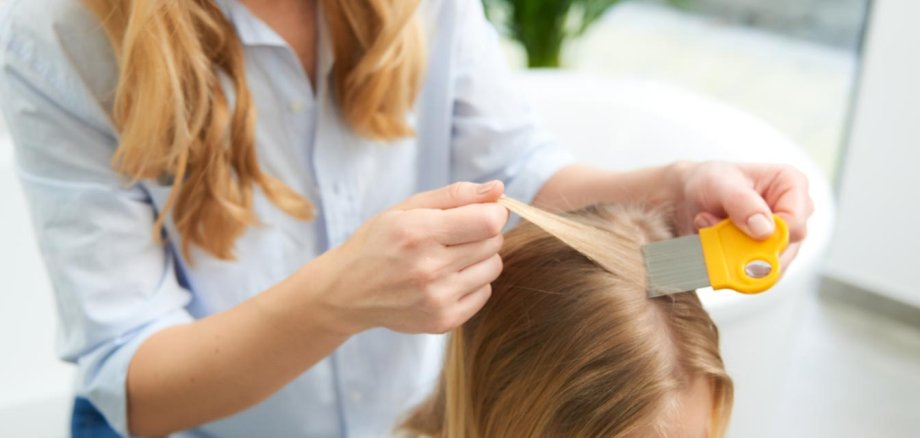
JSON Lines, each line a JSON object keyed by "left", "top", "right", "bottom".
{"left": 449, "top": 284, "right": 493, "bottom": 328}
{"left": 434, "top": 203, "right": 509, "bottom": 245}
{"left": 779, "top": 241, "right": 802, "bottom": 272}
{"left": 444, "top": 234, "right": 503, "bottom": 271}
{"left": 720, "top": 186, "right": 776, "bottom": 240}
{"left": 763, "top": 167, "right": 812, "bottom": 243}
{"left": 397, "top": 180, "right": 505, "bottom": 211}
{"left": 452, "top": 253, "right": 503, "bottom": 300}
{"left": 693, "top": 212, "right": 722, "bottom": 231}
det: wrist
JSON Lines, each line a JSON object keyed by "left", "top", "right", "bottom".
{"left": 294, "top": 245, "right": 370, "bottom": 338}
{"left": 255, "top": 248, "right": 365, "bottom": 343}
{"left": 658, "top": 160, "right": 693, "bottom": 207}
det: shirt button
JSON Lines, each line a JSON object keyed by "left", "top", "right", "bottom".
{"left": 350, "top": 390, "right": 363, "bottom": 402}
{"left": 289, "top": 100, "right": 304, "bottom": 113}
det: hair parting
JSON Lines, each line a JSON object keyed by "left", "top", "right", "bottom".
{"left": 401, "top": 197, "right": 733, "bottom": 438}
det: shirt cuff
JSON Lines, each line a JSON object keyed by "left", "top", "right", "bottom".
{"left": 77, "top": 309, "right": 195, "bottom": 437}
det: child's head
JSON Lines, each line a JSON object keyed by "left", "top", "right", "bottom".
{"left": 402, "top": 200, "right": 733, "bottom": 437}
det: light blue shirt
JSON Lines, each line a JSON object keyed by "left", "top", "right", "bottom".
{"left": 0, "top": 0, "right": 573, "bottom": 436}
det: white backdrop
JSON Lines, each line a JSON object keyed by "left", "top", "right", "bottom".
{"left": 824, "top": 0, "right": 920, "bottom": 306}
{"left": 0, "top": 123, "right": 74, "bottom": 436}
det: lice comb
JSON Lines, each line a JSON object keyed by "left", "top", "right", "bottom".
{"left": 642, "top": 216, "right": 789, "bottom": 297}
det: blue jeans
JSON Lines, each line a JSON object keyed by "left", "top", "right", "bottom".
{"left": 71, "top": 398, "right": 120, "bottom": 438}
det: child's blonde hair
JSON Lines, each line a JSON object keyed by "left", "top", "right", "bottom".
{"left": 401, "top": 199, "right": 733, "bottom": 437}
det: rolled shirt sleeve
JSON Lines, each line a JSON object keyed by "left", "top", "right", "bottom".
{"left": 448, "top": 0, "right": 576, "bottom": 204}
{"left": 0, "top": 7, "right": 194, "bottom": 435}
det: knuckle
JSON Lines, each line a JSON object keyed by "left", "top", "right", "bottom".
{"left": 474, "top": 255, "right": 503, "bottom": 285}
{"left": 421, "top": 287, "right": 445, "bottom": 309}
{"left": 483, "top": 205, "right": 508, "bottom": 236}
{"left": 426, "top": 308, "right": 452, "bottom": 333}
{"left": 447, "top": 182, "right": 470, "bottom": 201}
{"left": 394, "top": 223, "right": 427, "bottom": 249}
{"left": 409, "top": 256, "right": 440, "bottom": 291}
{"left": 489, "top": 234, "right": 504, "bottom": 253}
{"left": 489, "top": 255, "right": 504, "bottom": 279}
{"left": 783, "top": 164, "right": 808, "bottom": 183}
{"left": 435, "top": 309, "right": 463, "bottom": 333}
{"left": 431, "top": 312, "right": 458, "bottom": 334}
{"left": 410, "top": 260, "right": 439, "bottom": 286}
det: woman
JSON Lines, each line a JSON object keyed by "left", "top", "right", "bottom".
{"left": 401, "top": 199, "right": 733, "bottom": 437}
{"left": 0, "top": 0, "right": 811, "bottom": 436}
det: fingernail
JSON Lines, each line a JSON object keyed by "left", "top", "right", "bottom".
{"left": 477, "top": 180, "right": 497, "bottom": 194}
{"left": 747, "top": 214, "right": 774, "bottom": 237}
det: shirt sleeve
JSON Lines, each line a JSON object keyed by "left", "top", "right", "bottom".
{"left": 0, "top": 9, "right": 194, "bottom": 436}
{"left": 448, "top": 0, "right": 576, "bottom": 204}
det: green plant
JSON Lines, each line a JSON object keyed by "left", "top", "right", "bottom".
{"left": 482, "top": 0, "right": 623, "bottom": 68}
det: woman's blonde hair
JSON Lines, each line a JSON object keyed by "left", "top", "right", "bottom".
{"left": 401, "top": 198, "right": 734, "bottom": 437}
{"left": 83, "top": 0, "right": 425, "bottom": 259}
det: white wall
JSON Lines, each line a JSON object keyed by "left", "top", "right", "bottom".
{"left": 0, "top": 124, "right": 74, "bottom": 436}
{"left": 824, "top": 0, "right": 920, "bottom": 307}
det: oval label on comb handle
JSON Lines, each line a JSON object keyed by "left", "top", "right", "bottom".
{"left": 744, "top": 260, "right": 773, "bottom": 279}
{"left": 699, "top": 215, "right": 789, "bottom": 294}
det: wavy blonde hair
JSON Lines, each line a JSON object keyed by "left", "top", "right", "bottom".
{"left": 83, "top": 0, "right": 425, "bottom": 259}
{"left": 401, "top": 199, "right": 734, "bottom": 437}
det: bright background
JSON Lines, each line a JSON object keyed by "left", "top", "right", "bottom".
{"left": 1, "top": 0, "right": 918, "bottom": 437}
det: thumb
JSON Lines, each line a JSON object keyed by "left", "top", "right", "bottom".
{"left": 398, "top": 180, "right": 504, "bottom": 210}
{"left": 721, "top": 188, "right": 775, "bottom": 240}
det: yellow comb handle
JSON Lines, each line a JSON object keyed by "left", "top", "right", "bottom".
{"left": 698, "top": 215, "right": 789, "bottom": 294}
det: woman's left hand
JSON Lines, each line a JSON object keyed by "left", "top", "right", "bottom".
{"left": 674, "top": 161, "right": 815, "bottom": 270}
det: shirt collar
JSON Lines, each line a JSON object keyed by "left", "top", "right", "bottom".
{"left": 216, "top": 0, "right": 334, "bottom": 79}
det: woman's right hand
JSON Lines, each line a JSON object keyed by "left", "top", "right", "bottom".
{"left": 316, "top": 181, "right": 509, "bottom": 334}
